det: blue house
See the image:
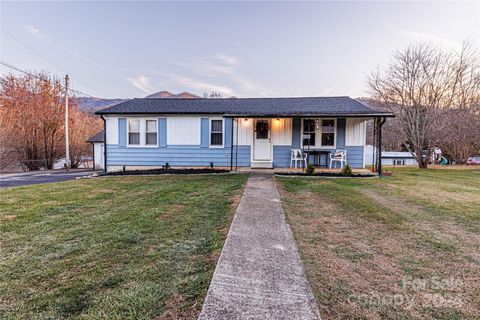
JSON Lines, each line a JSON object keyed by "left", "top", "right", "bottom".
{"left": 94, "top": 97, "right": 393, "bottom": 172}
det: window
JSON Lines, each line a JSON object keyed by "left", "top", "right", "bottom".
{"left": 302, "top": 118, "right": 336, "bottom": 148}
{"left": 210, "top": 119, "right": 223, "bottom": 146}
{"left": 255, "top": 120, "right": 269, "bottom": 139}
{"left": 145, "top": 119, "right": 157, "bottom": 145}
{"left": 128, "top": 119, "right": 140, "bottom": 145}
{"left": 321, "top": 120, "right": 335, "bottom": 146}
{"left": 303, "top": 119, "right": 316, "bottom": 146}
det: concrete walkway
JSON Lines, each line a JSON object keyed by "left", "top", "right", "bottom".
{"left": 199, "top": 174, "right": 321, "bottom": 320}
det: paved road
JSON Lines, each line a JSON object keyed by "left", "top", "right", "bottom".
{"left": 199, "top": 174, "right": 321, "bottom": 320}
{"left": 0, "top": 170, "right": 96, "bottom": 189}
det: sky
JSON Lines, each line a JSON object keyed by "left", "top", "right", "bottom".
{"left": 1, "top": 1, "right": 479, "bottom": 99}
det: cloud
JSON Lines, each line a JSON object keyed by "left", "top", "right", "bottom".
{"left": 321, "top": 86, "right": 337, "bottom": 95}
{"left": 395, "top": 28, "right": 461, "bottom": 49}
{"left": 125, "top": 75, "right": 156, "bottom": 94}
{"left": 23, "top": 24, "right": 107, "bottom": 69}
{"left": 157, "top": 72, "right": 236, "bottom": 96}
{"left": 175, "top": 53, "right": 271, "bottom": 97}
{"left": 213, "top": 53, "right": 240, "bottom": 65}
{"left": 23, "top": 24, "right": 50, "bottom": 43}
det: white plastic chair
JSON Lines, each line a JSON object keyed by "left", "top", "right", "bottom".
{"left": 329, "top": 150, "right": 347, "bottom": 169}
{"left": 290, "top": 149, "right": 308, "bottom": 168}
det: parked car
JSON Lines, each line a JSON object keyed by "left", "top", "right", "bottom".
{"left": 466, "top": 156, "right": 480, "bottom": 165}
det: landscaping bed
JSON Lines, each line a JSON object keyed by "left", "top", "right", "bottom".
{"left": 275, "top": 171, "right": 376, "bottom": 178}
{"left": 106, "top": 168, "right": 230, "bottom": 176}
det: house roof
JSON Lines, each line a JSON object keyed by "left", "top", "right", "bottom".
{"left": 86, "top": 130, "right": 104, "bottom": 143}
{"left": 95, "top": 96, "right": 395, "bottom": 117}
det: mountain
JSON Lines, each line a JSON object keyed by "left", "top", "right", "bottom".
{"left": 75, "top": 97, "right": 129, "bottom": 114}
{"left": 76, "top": 91, "right": 201, "bottom": 113}
{"left": 145, "top": 91, "right": 199, "bottom": 98}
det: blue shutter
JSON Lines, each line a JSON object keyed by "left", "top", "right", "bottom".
{"left": 224, "top": 118, "right": 232, "bottom": 148}
{"left": 292, "top": 117, "right": 301, "bottom": 148}
{"left": 158, "top": 118, "right": 167, "bottom": 147}
{"left": 336, "top": 118, "right": 346, "bottom": 147}
{"left": 201, "top": 118, "right": 209, "bottom": 148}
{"left": 118, "top": 118, "right": 126, "bottom": 147}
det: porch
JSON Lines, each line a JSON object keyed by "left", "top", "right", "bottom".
{"left": 228, "top": 116, "right": 389, "bottom": 174}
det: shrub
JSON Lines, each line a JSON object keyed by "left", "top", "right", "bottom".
{"left": 305, "top": 163, "right": 315, "bottom": 175}
{"left": 341, "top": 164, "right": 352, "bottom": 176}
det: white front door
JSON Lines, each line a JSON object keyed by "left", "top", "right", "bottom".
{"left": 253, "top": 119, "right": 272, "bottom": 161}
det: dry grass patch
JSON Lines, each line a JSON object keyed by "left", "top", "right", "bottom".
{"left": 277, "top": 167, "right": 480, "bottom": 320}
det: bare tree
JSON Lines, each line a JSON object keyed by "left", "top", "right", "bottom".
{"left": 368, "top": 42, "right": 480, "bottom": 168}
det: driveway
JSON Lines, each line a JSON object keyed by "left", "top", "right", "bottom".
{"left": 0, "top": 169, "right": 96, "bottom": 189}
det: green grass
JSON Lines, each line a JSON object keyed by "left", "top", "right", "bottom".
{"left": 277, "top": 167, "right": 480, "bottom": 320}
{"left": 0, "top": 174, "right": 247, "bottom": 319}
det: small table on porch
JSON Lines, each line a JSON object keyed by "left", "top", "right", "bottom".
{"left": 304, "top": 150, "right": 331, "bottom": 168}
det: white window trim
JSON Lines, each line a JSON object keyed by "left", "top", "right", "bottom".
{"left": 145, "top": 118, "right": 158, "bottom": 147}
{"left": 209, "top": 117, "right": 224, "bottom": 148}
{"left": 301, "top": 118, "right": 337, "bottom": 149}
{"left": 127, "top": 117, "right": 158, "bottom": 148}
{"left": 127, "top": 118, "right": 141, "bottom": 147}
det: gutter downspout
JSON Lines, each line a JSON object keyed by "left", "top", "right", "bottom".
{"left": 101, "top": 115, "right": 107, "bottom": 173}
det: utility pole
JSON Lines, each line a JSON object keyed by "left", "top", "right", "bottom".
{"left": 65, "top": 74, "right": 70, "bottom": 171}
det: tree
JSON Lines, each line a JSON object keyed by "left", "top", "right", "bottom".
{"left": 368, "top": 42, "right": 480, "bottom": 168}
{"left": 0, "top": 72, "right": 102, "bottom": 171}
{"left": 68, "top": 107, "right": 102, "bottom": 168}
{"left": 0, "top": 73, "right": 64, "bottom": 170}
{"left": 204, "top": 91, "right": 224, "bottom": 98}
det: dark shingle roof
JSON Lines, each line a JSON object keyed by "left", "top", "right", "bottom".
{"left": 95, "top": 97, "right": 394, "bottom": 117}
{"left": 86, "top": 130, "right": 104, "bottom": 143}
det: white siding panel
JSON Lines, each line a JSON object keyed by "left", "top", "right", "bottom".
{"left": 271, "top": 118, "right": 292, "bottom": 146}
{"left": 106, "top": 117, "right": 118, "bottom": 145}
{"left": 167, "top": 117, "right": 201, "bottom": 145}
{"left": 233, "top": 118, "right": 253, "bottom": 146}
{"left": 346, "top": 118, "right": 367, "bottom": 146}
{"left": 94, "top": 143, "right": 104, "bottom": 169}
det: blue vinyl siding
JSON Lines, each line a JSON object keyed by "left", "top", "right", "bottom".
{"left": 109, "top": 115, "right": 364, "bottom": 168}
{"left": 273, "top": 146, "right": 291, "bottom": 167}
{"left": 118, "top": 118, "right": 126, "bottom": 147}
{"left": 107, "top": 144, "right": 250, "bottom": 167}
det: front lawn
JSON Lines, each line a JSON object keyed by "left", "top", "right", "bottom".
{"left": 277, "top": 167, "right": 480, "bottom": 319}
{"left": 0, "top": 174, "right": 247, "bottom": 319}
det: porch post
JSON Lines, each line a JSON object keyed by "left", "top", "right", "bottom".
{"left": 377, "top": 117, "right": 386, "bottom": 176}
{"left": 372, "top": 117, "right": 377, "bottom": 172}
{"left": 235, "top": 118, "right": 239, "bottom": 171}
{"left": 230, "top": 117, "right": 234, "bottom": 171}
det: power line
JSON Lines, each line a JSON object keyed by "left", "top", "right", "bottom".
{"left": 0, "top": 60, "right": 98, "bottom": 98}
{"left": 0, "top": 27, "right": 105, "bottom": 97}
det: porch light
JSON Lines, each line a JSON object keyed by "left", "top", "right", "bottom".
{"left": 244, "top": 118, "right": 248, "bottom": 122}
{"left": 276, "top": 118, "right": 280, "bottom": 122}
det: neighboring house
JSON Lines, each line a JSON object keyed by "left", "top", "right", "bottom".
{"left": 94, "top": 97, "right": 394, "bottom": 172}
{"left": 365, "top": 145, "right": 418, "bottom": 166}
{"left": 86, "top": 130, "right": 105, "bottom": 170}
